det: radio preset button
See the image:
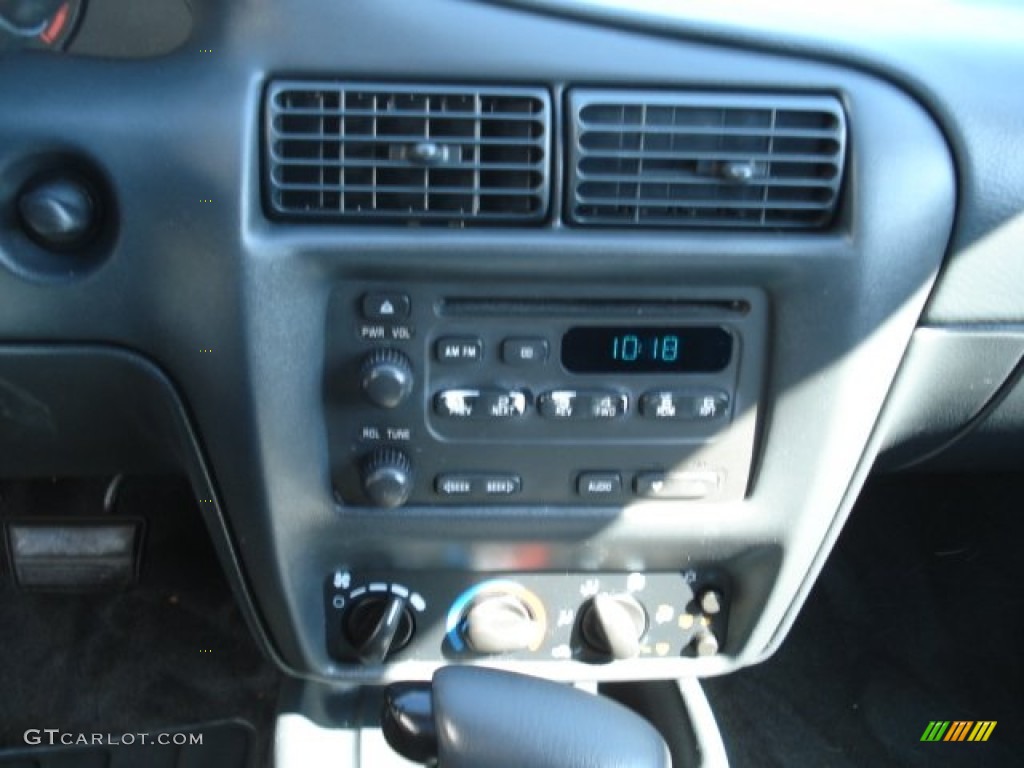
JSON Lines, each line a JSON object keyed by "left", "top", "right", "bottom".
{"left": 434, "top": 389, "right": 529, "bottom": 420}
{"left": 640, "top": 391, "right": 730, "bottom": 421}
{"left": 501, "top": 337, "right": 549, "bottom": 366}
{"left": 539, "top": 390, "right": 628, "bottom": 421}
{"left": 436, "top": 337, "right": 483, "bottom": 364}
{"left": 577, "top": 472, "right": 622, "bottom": 498}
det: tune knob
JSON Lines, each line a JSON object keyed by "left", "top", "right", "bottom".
{"left": 362, "top": 448, "right": 414, "bottom": 508}
{"left": 361, "top": 348, "right": 414, "bottom": 408}
{"left": 579, "top": 593, "right": 648, "bottom": 661}
{"left": 344, "top": 593, "right": 416, "bottom": 664}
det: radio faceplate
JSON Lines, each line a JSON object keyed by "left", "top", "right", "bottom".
{"left": 325, "top": 285, "right": 766, "bottom": 508}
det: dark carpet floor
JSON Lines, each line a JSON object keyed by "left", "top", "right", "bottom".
{"left": 0, "top": 476, "right": 282, "bottom": 766}
{"left": 703, "top": 472, "right": 1024, "bottom": 767}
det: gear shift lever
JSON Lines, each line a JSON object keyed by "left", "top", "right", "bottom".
{"left": 383, "top": 667, "right": 671, "bottom": 768}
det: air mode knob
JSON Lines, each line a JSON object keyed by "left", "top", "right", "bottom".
{"left": 362, "top": 448, "right": 414, "bottom": 508}
{"left": 579, "top": 593, "right": 648, "bottom": 661}
{"left": 361, "top": 348, "right": 414, "bottom": 408}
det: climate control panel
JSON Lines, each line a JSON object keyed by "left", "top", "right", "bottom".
{"left": 325, "top": 284, "right": 765, "bottom": 507}
{"left": 324, "top": 569, "right": 730, "bottom": 668}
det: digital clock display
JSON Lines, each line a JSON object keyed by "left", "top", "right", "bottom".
{"left": 561, "top": 326, "right": 733, "bottom": 374}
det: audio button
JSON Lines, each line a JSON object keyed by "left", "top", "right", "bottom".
{"left": 577, "top": 472, "right": 622, "bottom": 498}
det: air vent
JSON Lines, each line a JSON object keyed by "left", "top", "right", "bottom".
{"left": 265, "top": 82, "right": 551, "bottom": 225}
{"left": 568, "top": 90, "right": 846, "bottom": 229}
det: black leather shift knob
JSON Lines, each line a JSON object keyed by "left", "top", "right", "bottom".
{"left": 431, "top": 667, "right": 671, "bottom": 768}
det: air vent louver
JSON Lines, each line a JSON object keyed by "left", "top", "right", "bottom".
{"left": 568, "top": 90, "right": 846, "bottom": 229}
{"left": 266, "top": 82, "right": 551, "bottom": 225}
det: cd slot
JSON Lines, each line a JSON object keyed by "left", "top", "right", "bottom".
{"left": 438, "top": 297, "right": 749, "bottom": 319}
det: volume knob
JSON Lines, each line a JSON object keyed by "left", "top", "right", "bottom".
{"left": 361, "top": 348, "right": 414, "bottom": 408}
{"left": 362, "top": 448, "right": 414, "bottom": 508}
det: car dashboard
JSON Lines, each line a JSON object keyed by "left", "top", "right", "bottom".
{"left": 1, "top": 0, "right": 1022, "bottom": 765}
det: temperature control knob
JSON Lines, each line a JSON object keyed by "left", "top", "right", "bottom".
{"left": 579, "top": 593, "right": 648, "bottom": 661}
{"left": 361, "top": 348, "right": 414, "bottom": 408}
{"left": 460, "top": 593, "right": 543, "bottom": 655}
{"left": 362, "top": 449, "right": 413, "bottom": 508}
{"left": 344, "top": 593, "right": 416, "bottom": 664}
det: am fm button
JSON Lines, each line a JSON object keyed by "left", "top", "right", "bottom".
{"left": 436, "top": 337, "right": 483, "bottom": 363}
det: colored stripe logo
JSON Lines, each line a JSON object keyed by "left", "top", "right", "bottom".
{"left": 921, "top": 721, "right": 996, "bottom": 742}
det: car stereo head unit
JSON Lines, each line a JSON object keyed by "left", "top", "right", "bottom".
{"left": 325, "top": 285, "right": 766, "bottom": 509}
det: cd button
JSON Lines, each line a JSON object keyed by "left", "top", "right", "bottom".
{"left": 640, "top": 391, "right": 729, "bottom": 421}
{"left": 434, "top": 389, "right": 528, "bottom": 420}
{"left": 539, "top": 390, "right": 577, "bottom": 419}
{"left": 540, "top": 390, "right": 627, "bottom": 420}
{"left": 476, "top": 390, "right": 528, "bottom": 419}
{"left": 501, "top": 337, "right": 549, "bottom": 366}
{"left": 692, "top": 393, "right": 730, "bottom": 421}
{"left": 435, "top": 389, "right": 480, "bottom": 418}
{"left": 585, "top": 392, "right": 628, "bottom": 419}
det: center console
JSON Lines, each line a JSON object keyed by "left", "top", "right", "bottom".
{"left": 320, "top": 283, "right": 764, "bottom": 676}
